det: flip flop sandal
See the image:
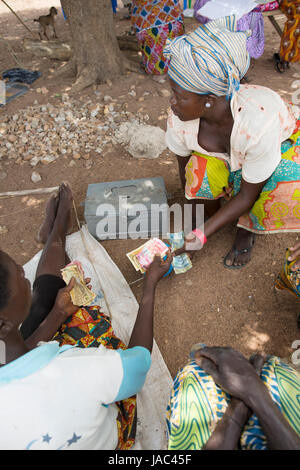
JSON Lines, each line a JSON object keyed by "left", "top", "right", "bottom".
{"left": 273, "top": 53, "right": 289, "bottom": 73}
{"left": 223, "top": 234, "right": 255, "bottom": 270}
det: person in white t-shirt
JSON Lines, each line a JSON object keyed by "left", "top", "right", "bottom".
{"left": 163, "top": 16, "right": 300, "bottom": 268}
{"left": 0, "top": 183, "right": 172, "bottom": 450}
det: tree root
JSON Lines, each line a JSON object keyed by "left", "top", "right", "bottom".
{"left": 123, "top": 57, "right": 144, "bottom": 74}
{"left": 55, "top": 59, "right": 76, "bottom": 78}
{"left": 69, "top": 69, "right": 98, "bottom": 94}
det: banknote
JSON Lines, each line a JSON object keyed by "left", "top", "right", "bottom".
{"left": 167, "top": 232, "right": 193, "bottom": 275}
{"left": 127, "top": 238, "right": 169, "bottom": 274}
{"left": 61, "top": 261, "right": 96, "bottom": 306}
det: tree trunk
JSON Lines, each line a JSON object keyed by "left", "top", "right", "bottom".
{"left": 60, "top": 0, "right": 125, "bottom": 93}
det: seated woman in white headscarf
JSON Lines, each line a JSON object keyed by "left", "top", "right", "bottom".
{"left": 163, "top": 16, "right": 300, "bottom": 269}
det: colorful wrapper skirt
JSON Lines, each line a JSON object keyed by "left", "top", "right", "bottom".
{"left": 185, "top": 119, "right": 300, "bottom": 234}
{"left": 166, "top": 357, "right": 300, "bottom": 450}
{"left": 131, "top": 0, "right": 184, "bottom": 74}
{"left": 52, "top": 306, "right": 137, "bottom": 450}
{"left": 275, "top": 248, "right": 300, "bottom": 300}
{"left": 279, "top": 0, "right": 300, "bottom": 63}
{"left": 136, "top": 21, "right": 184, "bottom": 75}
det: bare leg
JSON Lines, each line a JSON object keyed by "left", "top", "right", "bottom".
{"left": 35, "top": 183, "right": 73, "bottom": 278}
{"left": 36, "top": 193, "right": 59, "bottom": 244}
{"left": 20, "top": 184, "right": 73, "bottom": 340}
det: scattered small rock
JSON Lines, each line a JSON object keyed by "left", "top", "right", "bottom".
{"left": 31, "top": 171, "right": 42, "bottom": 183}
{"left": 158, "top": 89, "right": 171, "bottom": 98}
{"left": 0, "top": 94, "right": 149, "bottom": 169}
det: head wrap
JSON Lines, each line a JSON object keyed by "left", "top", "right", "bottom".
{"left": 164, "top": 16, "right": 250, "bottom": 98}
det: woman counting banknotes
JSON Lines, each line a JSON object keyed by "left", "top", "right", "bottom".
{"left": 0, "top": 183, "right": 172, "bottom": 450}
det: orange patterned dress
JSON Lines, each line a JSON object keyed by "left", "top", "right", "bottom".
{"left": 280, "top": 0, "right": 300, "bottom": 63}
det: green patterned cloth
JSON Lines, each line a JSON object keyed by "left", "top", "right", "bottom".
{"left": 166, "top": 356, "right": 300, "bottom": 450}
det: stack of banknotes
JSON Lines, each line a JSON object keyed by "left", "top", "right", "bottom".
{"left": 126, "top": 238, "right": 169, "bottom": 274}
{"left": 126, "top": 234, "right": 192, "bottom": 275}
{"left": 61, "top": 261, "right": 96, "bottom": 306}
{"left": 167, "top": 232, "right": 193, "bottom": 275}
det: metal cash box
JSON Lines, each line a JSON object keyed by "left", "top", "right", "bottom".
{"left": 84, "top": 177, "right": 169, "bottom": 240}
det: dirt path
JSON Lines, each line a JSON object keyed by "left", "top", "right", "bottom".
{"left": 0, "top": 1, "right": 299, "bottom": 377}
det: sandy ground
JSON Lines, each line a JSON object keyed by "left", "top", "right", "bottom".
{"left": 0, "top": 1, "right": 299, "bottom": 378}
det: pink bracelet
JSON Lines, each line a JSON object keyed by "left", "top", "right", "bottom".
{"left": 192, "top": 228, "right": 207, "bottom": 245}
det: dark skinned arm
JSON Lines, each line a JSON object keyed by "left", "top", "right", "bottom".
{"left": 203, "top": 398, "right": 251, "bottom": 450}
{"left": 128, "top": 253, "right": 172, "bottom": 353}
{"left": 196, "top": 347, "right": 300, "bottom": 450}
{"left": 246, "top": 386, "right": 300, "bottom": 450}
{"left": 177, "top": 178, "right": 267, "bottom": 253}
{"left": 204, "top": 178, "right": 267, "bottom": 238}
{"left": 24, "top": 277, "right": 80, "bottom": 349}
{"left": 203, "top": 354, "right": 263, "bottom": 450}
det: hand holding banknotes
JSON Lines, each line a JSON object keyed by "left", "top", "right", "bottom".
{"left": 174, "top": 232, "right": 204, "bottom": 257}
{"left": 54, "top": 276, "right": 92, "bottom": 320}
{"left": 145, "top": 250, "right": 173, "bottom": 286}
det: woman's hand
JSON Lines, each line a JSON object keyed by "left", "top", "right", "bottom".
{"left": 220, "top": 184, "right": 234, "bottom": 201}
{"left": 194, "top": 346, "right": 266, "bottom": 405}
{"left": 288, "top": 242, "right": 300, "bottom": 271}
{"left": 53, "top": 277, "right": 80, "bottom": 321}
{"left": 174, "top": 232, "right": 204, "bottom": 257}
{"left": 145, "top": 251, "right": 173, "bottom": 286}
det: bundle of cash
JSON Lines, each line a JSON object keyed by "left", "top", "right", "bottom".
{"left": 126, "top": 238, "right": 169, "bottom": 274}
{"left": 61, "top": 261, "right": 96, "bottom": 306}
{"left": 168, "top": 232, "right": 192, "bottom": 275}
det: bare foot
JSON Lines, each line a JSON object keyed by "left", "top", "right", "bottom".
{"left": 224, "top": 228, "right": 255, "bottom": 268}
{"left": 36, "top": 193, "right": 59, "bottom": 244}
{"left": 51, "top": 183, "right": 73, "bottom": 236}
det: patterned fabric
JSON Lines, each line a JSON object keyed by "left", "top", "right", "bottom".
{"left": 237, "top": 12, "right": 264, "bottom": 59}
{"left": 164, "top": 16, "right": 250, "bottom": 98}
{"left": 131, "top": 0, "right": 183, "bottom": 34}
{"left": 194, "top": 0, "right": 265, "bottom": 59}
{"left": 279, "top": 1, "right": 300, "bottom": 63}
{"left": 166, "top": 356, "right": 300, "bottom": 450}
{"left": 253, "top": 1, "right": 279, "bottom": 12}
{"left": 131, "top": 1, "right": 184, "bottom": 74}
{"left": 275, "top": 248, "right": 300, "bottom": 300}
{"left": 52, "top": 306, "right": 137, "bottom": 450}
{"left": 184, "top": 119, "right": 300, "bottom": 234}
{"left": 137, "top": 21, "right": 184, "bottom": 74}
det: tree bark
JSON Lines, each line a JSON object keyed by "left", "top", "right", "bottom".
{"left": 60, "top": 0, "right": 125, "bottom": 93}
